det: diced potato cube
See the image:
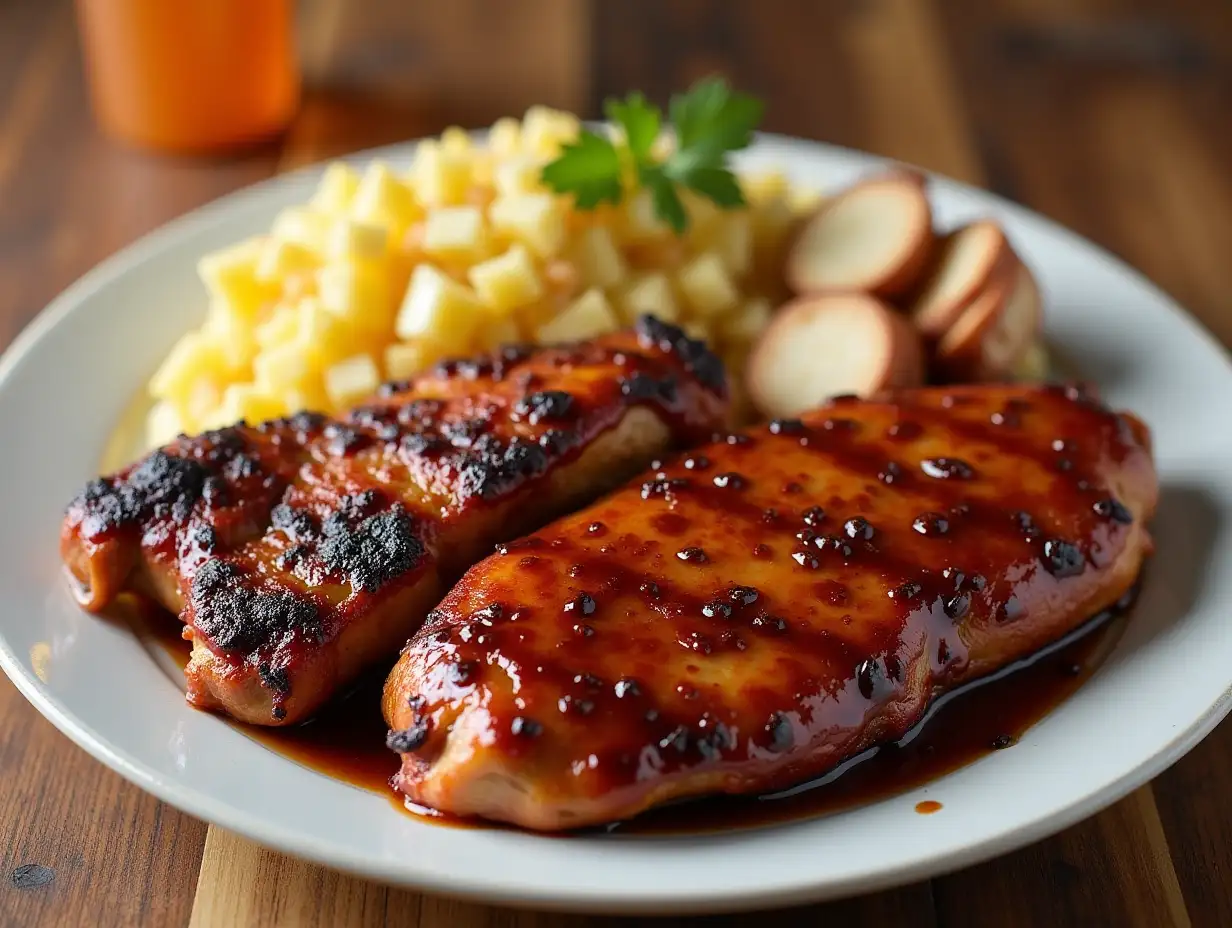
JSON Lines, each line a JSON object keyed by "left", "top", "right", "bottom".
{"left": 316, "top": 261, "right": 392, "bottom": 334}
{"left": 146, "top": 401, "right": 185, "bottom": 448}
{"left": 622, "top": 188, "right": 671, "bottom": 242}
{"left": 493, "top": 157, "right": 543, "bottom": 197}
{"left": 283, "top": 382, "right": 329, "bottom": 415}
{"left": 271, "top": 207, "right": 331, "bottom": 254}
{"left": 278, "top": 270, "right": 317, "bottom": 305}
{"left": 750, "top": 196, "right": 796, "bottom": 250}
{"left": 440, "top": 126, "right": 472, "bottom": 154}
{"left": 515, "top": 298, "right": 558, "bottom": 339}
{"left": 149, "top": 332, "right": 224, "bottom": 400}
{"left": 384, "top": 340, "right": 442, "bottom": 381}
{"left": 622, "top": 237, "right": 685, "bottom": 274}
{"left": 488, "top": 193, "right": 567, "bottom": 257}
{"left": 413, "top": 141, "right": 472, "bottom": 207}
{"left": 181, "top": 379, "right": 223, "bottom": 434}
{"left": 477, "top": 314, "right": 522, "bottom": 351}
{"left": 618, "top": 272, "right": 679, "bottom": 324}
{"left": 296, "top": 296, "right": 355, "bottom": 365}
{"left": 421, "top": 206, "right": 487, "bottom": 261}
{"left": 741, "top": 171, "right": 789, "bottom": 206}
{"left": 681, "top": 191, "right": 721, "bottom": 235}
{"left": 676, "top": 252, "right": 739, "bottom": 318}
{"left": 202, "top": 299, "right": 259, "bottom": 372}
{"left": 488, "top": 117, "right": 522, "bottom": 156}
{"left": 718, "top": 297, "right": 773, "bottom": 344}
{"left": 395, "top": 264, "right": 486, "bottom": 352}
{"left": 790, "top": 187, "right": 824, "bottom": 214}
{"left": 254, "top": 305, "right": 301, "bottom": 350}
{"left": 351, "top": 161, "right": 420, "bottom": 232}
{"left": 254, "top": 343, "right": 313, "bottom": 392}
{"left": 218, "top": 383, "right": 285, "bottom": 425}
{"left": 469, "top": 151, "right": 496, "bottom": 189}
{"left": 256, "top": 237, "right": 319, "bottom": 283}
{"left": 311, "top": 162, "right": 361, "bottom": 215}
{"left": 468, "top": 244, "right": 543, "bottom": 313}
{"left": 324, "top": 354, "right": 380, "bottom": 408}
{"left": 570, "top": 225, "right": 627, "bottom": 290}
{"left": 541, "top": 258, "right": 580, "bottom": 302}
{"left": 708, "top": 213, "right": 752, "bottom": 278}
{"left": 197, "top": 239, "right": 269, "bottom": 318}
{"left": 326, "top": 218, "right": 388, "bottom": 261}
{"left": 536, "top": 288, "right": 619, "bottom": 343}
{"left": 521, "top": 105, "right": 580, "bottom": 158}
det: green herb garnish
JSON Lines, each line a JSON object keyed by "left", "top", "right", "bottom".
{"left": 540, "top": 78, "right": 764, "bottom": 234}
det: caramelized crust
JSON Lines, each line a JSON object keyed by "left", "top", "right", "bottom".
{"left": 384, "top": 384, "right": 1158, "bottom": 830}
{"left": 61, "top": 319, "right": 727, "bottom": 725}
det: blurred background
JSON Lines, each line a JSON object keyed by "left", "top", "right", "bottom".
{"left": 1, "top": 0, "right": 1230, "bottom": 351}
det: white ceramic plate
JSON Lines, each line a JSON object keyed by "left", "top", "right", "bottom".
{"left": 2, "top": 135, "right": 1231, "bottom": 915}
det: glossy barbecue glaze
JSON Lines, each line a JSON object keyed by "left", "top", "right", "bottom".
{"left": 384, "top": 383, "right": 1157, "bottom": 830}
{"left": 61, "top": 319, "right": 728, "bottom": 725}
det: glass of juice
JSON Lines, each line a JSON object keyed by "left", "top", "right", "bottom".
{"left": 75, "top": 0, "right": 300, "bottom": 154}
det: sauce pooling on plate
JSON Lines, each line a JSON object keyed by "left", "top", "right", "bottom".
{"left": 122, "top": 590, "right": 1127, "bottom": 834}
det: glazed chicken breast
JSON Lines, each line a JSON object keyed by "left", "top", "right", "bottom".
{"left": 384, "top": 383, "right": 1157, "bottom": 830}
{"left": 61, "top": 319, "right": 728, "bottom": 725}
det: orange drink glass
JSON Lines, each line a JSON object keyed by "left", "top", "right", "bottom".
{"left": 75, "top": 0, "right": 300, "bottom": 154}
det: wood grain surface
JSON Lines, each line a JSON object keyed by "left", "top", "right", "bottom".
{"left": 1, "top": 1, "right": 1230, "bottom": 925}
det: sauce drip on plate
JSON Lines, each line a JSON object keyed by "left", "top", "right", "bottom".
{"left": 119, "top": 590, "right": 1127, "bottom": 835}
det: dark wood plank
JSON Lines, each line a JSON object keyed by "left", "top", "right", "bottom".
{"left": 592, "top": 0, "right": 983, "bottom": 179}
{"left": 933, "top": 0, "right": 1232, "bottom": 345}
{"left": 932, "top": 788, "right": 1190, "bottom": 928}
{"left": 0, "top": 685, "right": 209, "bottom": 928}
{"left": 593, "top": 0, "right": 866, "bottom": 144}
{"left": 1151, "top": 727, "right": 1232, "bottom": 928}
{"left": 289, "top": 0, "right": 588, "bottom": 164}
{"left": 195, "top": 828, "right": 936, "bottom": 927}
{"left": 931, "top": 0, "right": 1229, "bottom": 921}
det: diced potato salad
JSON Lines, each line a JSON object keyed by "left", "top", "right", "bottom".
{"left": 146, "top": 108, "right": 818, "bottom": 447}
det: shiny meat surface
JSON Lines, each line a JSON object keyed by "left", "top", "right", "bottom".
{"left": 61, "top": 318, "right": 728, "bottom": 725}
{"left": 384, "top": 383, "right": 1158, "bottom": 830}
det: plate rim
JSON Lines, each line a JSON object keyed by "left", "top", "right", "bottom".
{"left": 1, "top": 131, "right": 1231, "bottom": 915}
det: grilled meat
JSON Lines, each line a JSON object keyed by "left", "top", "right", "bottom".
{"left": 61, "top": 318, "right": 728, "bottom": 725}
{"left": 384, "top": 383, "right": 1157, "bottom": 830}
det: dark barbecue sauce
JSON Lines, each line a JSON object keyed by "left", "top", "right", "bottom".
{"left": 120, "top": 589, "right": 1130, "bottom": 836}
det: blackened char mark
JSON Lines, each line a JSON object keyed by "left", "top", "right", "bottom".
{"left": 270, "top": 503, "right": 319, "bottom": 541}
{"left": 315, "top": 503, "right": 426, "bottom": 592}
{"left": 455, "top": 435, "right": 550, "bottom": 502}
{"left": 512, "top": 390, "right": 576, "bottom": 425}
{"left": 258, "top": 662, "right": 292, "bottom": 694}
{"left": 620, "top": 371, "right": 678, "bottom": 403}
{"left": 65, "top": 423, "right": 299, "bottom": 542}
{"left": 255, "top": 410, "right": 327, "bottom": 440}
{"left": 191, "top": 558, "right": 322, "bottom": 655}
{"left": 634, "top": 314, "right": 726, "bottom": 393}
{"left": 68, "top": 450, "right": 209, "bottom": 538}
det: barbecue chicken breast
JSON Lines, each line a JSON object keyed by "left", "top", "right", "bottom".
{"left": 384, "top": 383, "right": 1157, "bottom": 830}
{"left": 62, "top": 319, "right": 728, "bottom": 725}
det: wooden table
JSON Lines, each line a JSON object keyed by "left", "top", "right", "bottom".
{"left": 2, "top": 1, "right": 1230, "bottom": 925}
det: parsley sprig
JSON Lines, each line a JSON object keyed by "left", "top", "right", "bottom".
{"left": 540, "top": 78, "right": 764, "bottom": 234}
